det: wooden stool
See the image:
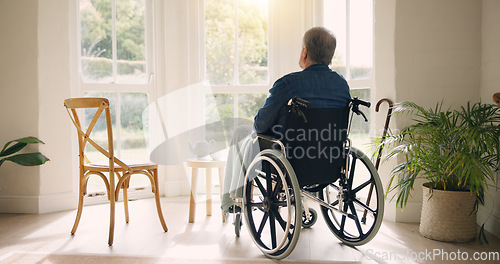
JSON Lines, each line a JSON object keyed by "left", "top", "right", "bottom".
{"left": 184, "top": 159, "right": 226, "bottom": 223}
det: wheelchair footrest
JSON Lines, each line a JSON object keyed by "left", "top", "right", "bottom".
{"left": 228, "top": 205, "right": 241, "bottom": 213}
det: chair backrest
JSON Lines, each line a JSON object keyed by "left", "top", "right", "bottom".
{"left": 64, "top": 97, "right": 130, "bottom": 171}
{"left": 281, "top": 102, "right": 349, "bottom": 187}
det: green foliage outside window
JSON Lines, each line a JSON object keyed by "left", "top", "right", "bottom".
{"left": 80, "top": 0, "right": 146, "bottom": 82}
{"left": 205, "top": 0, "right": 268, "bottom": 85}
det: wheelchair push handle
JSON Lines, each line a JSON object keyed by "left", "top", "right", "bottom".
{"left": 350, "top": 97, "right": 370, "bottom": 122}
{"left": 352, "top": 97, "right": 371, "bottom": 108}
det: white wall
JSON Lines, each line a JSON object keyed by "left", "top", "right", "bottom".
{"left": 0, "top": 0, "right": 41, "bottom": 212}
{"left": 373, "top": 0, "right": 500, "bottom": 238}
{"left": 479, "top": 0, "right": 500, "bottom": 238}
{"left": 374, "top": 0, "right": 398, "bottom": 222}
{"left": 375, "top": 0, "right": 482, "bottom": 222}
{"left": 37, "top": 0, "right": 75, "bottom": 212}
{"left": 0, "top": 0, "right": 74, "bottom": 213}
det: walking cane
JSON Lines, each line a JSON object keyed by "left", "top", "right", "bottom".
{"left": 361, "top": 98, "right": 393, "bottom": 224}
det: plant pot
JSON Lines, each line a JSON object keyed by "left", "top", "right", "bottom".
{"left": 419, "top": 182, "right": 477, "bottom": 242}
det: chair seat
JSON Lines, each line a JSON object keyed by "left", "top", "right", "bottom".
{"left": 85, "top": 160, "right": 157, "bottom": 172}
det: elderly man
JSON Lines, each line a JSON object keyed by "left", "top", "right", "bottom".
{"left": 222, "top": 27, "right": 351, "bottom": 215}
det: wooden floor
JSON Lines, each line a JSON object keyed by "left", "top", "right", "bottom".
{"left": 0, "top": 196, "right": 499, "bottom": 263}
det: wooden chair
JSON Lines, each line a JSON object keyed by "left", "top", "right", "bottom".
{"left": 64, "top": 97, "right": 168, "bottom": 246}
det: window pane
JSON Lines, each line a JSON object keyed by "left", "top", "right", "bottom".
{"left": 205, "top": 0, "right": 236, "bottom": 85}
{"left": 120, "top": 92, "right": 149, "bottom": 160}
{"left": 120, "top": 92, "right": 150, "bottom": 188}
{"left": 116, "top": 0, "right": 147, "bottom": 84}
{"left": 205, "top": 0, "right": 268, "bottom": 85}
{"left": 83, "top": 91, "right": 117, "bottom": 193}
{"left": 83, "top": 91, "right": 117, "bottom": 162}
{"left": 238, "top": 0, "right": 268, "bottom": 85}
{"left": 205, "top": 94, "right": 234, "bottom": 148}
{"left": 238, "top": 93, "right": 266, "bottom": 121}
{"left": 324, "top": 0, "right": 347, "bottom": 77}
{"left": 349, "top": 0, "right": 373, "bottom": 79}
{"left": 80, "top": 0, "right": 113, "bottom": 83}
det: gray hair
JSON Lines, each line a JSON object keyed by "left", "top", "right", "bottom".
{"left": 302, "top": 27, "right": 337, "bottom": 65}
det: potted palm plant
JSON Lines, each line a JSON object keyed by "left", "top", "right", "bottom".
{"left": 374, "top": 101, "right": 499, "bottom": 242}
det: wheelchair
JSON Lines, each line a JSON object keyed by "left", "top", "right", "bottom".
{"left": 234, "top": 97, "right": 384, "bottom": 259}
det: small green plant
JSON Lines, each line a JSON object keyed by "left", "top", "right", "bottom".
{"left": 0, "top": 137, "right": 49, "bottom": 167}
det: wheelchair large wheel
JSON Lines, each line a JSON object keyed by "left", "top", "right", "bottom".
{"left": 319, "top": 147, "right": 384, "bottom": 246}
{"left": 242, "top": 149, "right": 302, "bottom": 260}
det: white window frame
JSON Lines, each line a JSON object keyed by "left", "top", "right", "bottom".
{"left": 316, "top": 0, "right": 375, "bottom": 142}
{"left": 315, "top": 0, "right": 374, "bottom": 88}
{"left": 76, "top": 0, "right": 156, "bottom": 201}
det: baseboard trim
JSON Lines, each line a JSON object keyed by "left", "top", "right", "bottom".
{"left": 164, "top": 179, "right": 190, "bottom": 197}
{"left": 394, "top": 200, "right": 422, "bottom": 223}
{"left": 0, "top": 192, "right": 78, "bottom": 214}
{"left": 478, "top": 206, "right": 500, "bottom": 239}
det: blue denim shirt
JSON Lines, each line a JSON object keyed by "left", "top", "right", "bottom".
{"left": 254, "top": 64, "right": 351, "bottom": 135}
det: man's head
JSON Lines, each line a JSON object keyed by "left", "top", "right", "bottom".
{"left": 299, "top": 27, "right": 337, "bottom": 69}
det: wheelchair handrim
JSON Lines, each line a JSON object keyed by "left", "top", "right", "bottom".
{"left": 242, "top": 150, "right": 302, "bottom": 257}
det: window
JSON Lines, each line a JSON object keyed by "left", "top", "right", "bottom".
{"left": 204, "top": 0, "right": 269, "bottom": 147}
{"left": 203, "top": 0, "right": 374, "bottom": 150}
{"left": 322, "top": 0, "right": 374, "bottom": 149}
{"left": 80, "top": 0, "right": 149, "bottom": 83}
{"left": 204, "top": 0, "right": 269, "bottom": 86}
{"left": 79, "top": 0, "right": 153, "bottom": 196}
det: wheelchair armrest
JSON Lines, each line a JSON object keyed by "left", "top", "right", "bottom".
{"left": 252, "top": 133, "right": 287, "bottom": 157}
{"left": 254, "top": 133, "right": 278, "bottom": 142}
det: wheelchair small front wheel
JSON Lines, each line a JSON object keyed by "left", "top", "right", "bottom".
{"left": 301, "top": 208, "right": 317, "bottom": 228}
{"left": 234, "top": 212, "right": 242, "bottom": 237}
{"left": 319, "top": 147, "right": 384, "bottom": 246}
{"left": 242, "top": 149, "right": 302, "bottom": 260}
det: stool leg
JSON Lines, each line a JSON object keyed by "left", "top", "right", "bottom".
{"left": 206, "top": 168, "right": 212, "bottom": 216}
{"left": 189, "top": 168, "right": 198, "bottom": 223}
{"left": 218, "top": 166, "right": 225, "bottom": 222}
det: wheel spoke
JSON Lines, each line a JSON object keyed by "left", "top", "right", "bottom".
{"left": 353, "top": 198, "right": 377, "bottom": 216}
{"left": 248, "top": 201, "right": 264, "bottom": 210}
{"left": 340, "top": 201, "right": 348, "bottom": 232}
{"left": 271, "top": 176, "right": 283, "bottom": 199}
{"left": 257, "top": 212, "right": 269, "bottom": 236}
{"left": 347, "top": 156, "right": 357, "bottom": 189}
{"left": 254, "top": 177, "right": 268, "bottom": 197}
{"left": 273, "top": 201, "right": 288, "bottom": 207}
{"left": 269, "top": 210, "right": 277, "bottom": 248}
{"left": 265, "top": 162, "right": 273, "bottom": 193}
{"left": 352, "top": 179, "right": 373, "bottom": 194}
{"left": 272, "top": 207, "right": 295, "bottom": 240}
{"left": 349, "top": 202, "right": 364, "bottom": 237}
{"left": 330, "top": 199, "right": 339, "bottom": 207}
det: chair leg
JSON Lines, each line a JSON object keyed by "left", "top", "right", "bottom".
{"left": 123, "top": 176, "right": 130, "bottom": 223}
{"left": 153, "top": 169, "right": 168, "bottom": 232}
{"left": 108, "top": 176, "right": 116, "bottom": 246}
{"left": 71, "top": 181, "right": 85, "bottom": 235}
